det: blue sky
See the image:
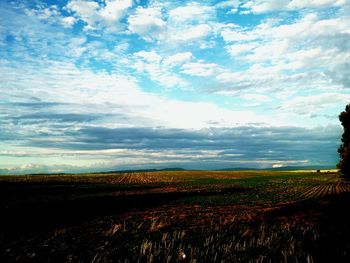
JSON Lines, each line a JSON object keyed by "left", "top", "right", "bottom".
{"left": 1, "top": 0, "right": 349, "bottom": 174}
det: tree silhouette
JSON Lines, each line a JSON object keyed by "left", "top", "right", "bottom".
{"left": 337, "top": 104, "right": 350, "bottom": 177}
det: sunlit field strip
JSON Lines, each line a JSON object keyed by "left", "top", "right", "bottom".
{"left": 298, "top": 185, "right": 318, "bottom": 199}
{"left": 297, "top": 182, "right": 350, "bottom": 200}
{"left": 339, "top": 183, "right": 347, "bottom": 193}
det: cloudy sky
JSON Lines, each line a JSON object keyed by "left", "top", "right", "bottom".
{"left": 1, "top": 0, "right": 349, "bottom": 174}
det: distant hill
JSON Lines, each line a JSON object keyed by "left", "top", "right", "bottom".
{"left": 3, "top": 166, "right": 337, "bottom": 176}
{"left": 270, "top": 165, "right": 336, "bottom": 171}
{"left": 100, "top": 168, "right": 186, "bottom": 174}
{"left": 217, "top": 167, "right": 259, "bottom": 171}
{"left": 218, "top": 166, "right": 336, "bottom": 171}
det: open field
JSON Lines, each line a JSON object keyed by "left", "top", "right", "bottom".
{"left": 1, "top": 170, "right": 350, "bottom": 262}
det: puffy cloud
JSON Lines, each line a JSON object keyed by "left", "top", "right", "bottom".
{"left": 241, "top": 0, "right": 289, "bottom": 13}
{"left": 128, "top": 6, "right": 166, "bottom": 41}
{"left": 169, "top": 24, "right": 211, "bottom": 42}
{"left": 134, "top": 50, "right": 162, "bottom": 63}
{"left": 126, "top": 2, "right": 217, "bottom": 45}
{"left": 215, "top": 0, "right": 241, "bottom": 13}
{"left": 168, "top": 2, "right": 214, "bottom": 23}
{"left": 132, "top": 50, "right": 186, "bottom": 88}
{"left": 217, "top": 13, "right": 350, "bottom": 96}
{"left": 66, "top": 0, "right": 132, "bottom": 31}
{"left": 61, "top": 16, "right": 76, "bottom": 28}
{"left": 221, "top": 27, "right": 256, "bottom": 42}
{"left": 288, "top": 0, "right": 346, "bottom": 9}
{"left": 241, "top": 0, "right": 347, "bottom": 14}
{"left": 66, "top": 0, "right": 100, "bottom": 27}
{"left": 181, "top": 61, "right": 221, "bottom": 77}
{"left": 163, "top": 52, "right": 193, "bottom": 67}
{"left": 24, "top": 4, "right": 78, "bottom": 29}
{"left": 226, "top": 43, "right": 258, "bottom": 56}
{"left": 100, "top": 0, "right": 132, "bottom": 22}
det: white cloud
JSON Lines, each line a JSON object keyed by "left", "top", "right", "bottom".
{"left": 288, "top": 0, "right": 346, "bottom": 9}
{"left": 125, "top": 2, "right": 216, "bottom": 45}
{"left": 241, "top": 0, "right": 347, "bottom": 13}
{"left": 66, "top": 0, "right": 132, "bottom": 31}
{"left": 245, "top": 40, "right": 289, "bottom": 62}
{"left": 226, "top": 43, "right": 257, "bottom": 56}
{"left": 1, "top": 60, "right": 276, "bottom": 129}
{"left": 241, "top": 93, "right": 271, "bottom": 102}
{"left": 132, "top": 50, "right": 186, "bottom": 88}
{"left": 144, "top": 99, "right": 272, "bottom": 128}
{"left": 168, "top": 2, "right": 214, "bottom": 23}
{"left": 278, "top": 93, "right": 350, "bottom": 115}
{"left": 133, "top": 51, "right": 223, "bottom": 87}
{"left": 215, "top": 0, "right": 241, "bottom": 13}
{"left": 128, "top": 6, "right": 165, "bottom": 41}
{"left": 66, "top": 0, "right": 99, "bottom": 28}
{"left": 100, "top": 0, "right": 132, "bottom": 22}
{"left": 239, "top": 93, "right": 272, "bottom": 107}
{"left": 241, "top": 0, "right": 289, "bottom": 14}
{"left": 221, "top": 27, "right": 256, "bottom": 42}
{"left": 25, "top": 4, "right": 78, "bottom": 28}
{"left": 181, "top": 61, "right": 220, "bottom": 77}
{"left": 134, "top": 50, "right": 162, "bottom": 63}
{"left": 216, "top": 71, "right": 242, "bottom": 84}
{"left": 61, "top": 16, "right": 76, "bottom": 28}
{"left": 218, "top": 12, "right": 350, "bottom": 94}
{"left": 170, "top": 24, "right": 211, "bottom": 42}
{"left": 163, "top": 52, "right": 193, "bottom": 67}
{"left": 272, "top": 160, "right": 309, "bottom": 168}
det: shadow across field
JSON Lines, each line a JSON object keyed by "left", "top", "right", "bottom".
{"left": 0, "top": 181, "right": 160, "bottom": 195}
{"left": 0, "top": 182, "right": 248, "bottom": 234}
{"left": 263, "top": 192, "right": 350, "bottom": 263}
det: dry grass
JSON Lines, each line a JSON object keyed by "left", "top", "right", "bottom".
{"left": 116, "top": 173, "right": 158, "bottom": 184}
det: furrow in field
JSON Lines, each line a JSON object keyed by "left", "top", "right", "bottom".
{"left": 291, "top": 188, "right": 306, "bottom": 200}
{"left": 301, "top": 188, "right": 316, "bottom": 199}
{"left": 342, "top": 183, "right": 349, "bottom": 193}
{"left": 344, "top": 183, "right": 350, "bottom": 192}
{"left": 336, "top": 182, "right": 343, "bottom": 194}
{"left": 317, "top": 185, "right": 327, "bottom": 197}
{"left": 298, "top": 185, "right": 317, "bottom": 199}
{"left": 331, "top": 184, "right": 337, "bottom": 195}
{"left": 326, "top": 184, "right": 333, "bottom": 196}
{"left": 298, "top": 182, "right": 345, "bottom": 200}
{"left": 312, "top": 185, "right": 325, "bottom": 198}
{"left": 324, "top": 184, "right": 335, "bottom": 196}
{"left": 338, "top": 183, "right": 346, "bottom": 193}
{"left": 321, "top": 184, "right": 332, "bottom": 197}
{"left": 340, "top": 183, "right": 349, "bottom": 193}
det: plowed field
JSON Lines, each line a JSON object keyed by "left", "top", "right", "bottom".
{"left": 1, "top": 170, "right": 350, "bottom": 263}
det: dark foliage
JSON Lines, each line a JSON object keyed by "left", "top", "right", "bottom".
{"left": 337, "top": 104, "right": 350, "bottom": 177}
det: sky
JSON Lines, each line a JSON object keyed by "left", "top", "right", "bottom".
{"left": 1, "top": 0, "right": 349, "bottom": 174}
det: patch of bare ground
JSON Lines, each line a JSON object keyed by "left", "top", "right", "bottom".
{"left": 115, "top": 172, "right": 158, "bottom": 184}
{"left": 116, "top": 172, "right": 176, "bottom": 184}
